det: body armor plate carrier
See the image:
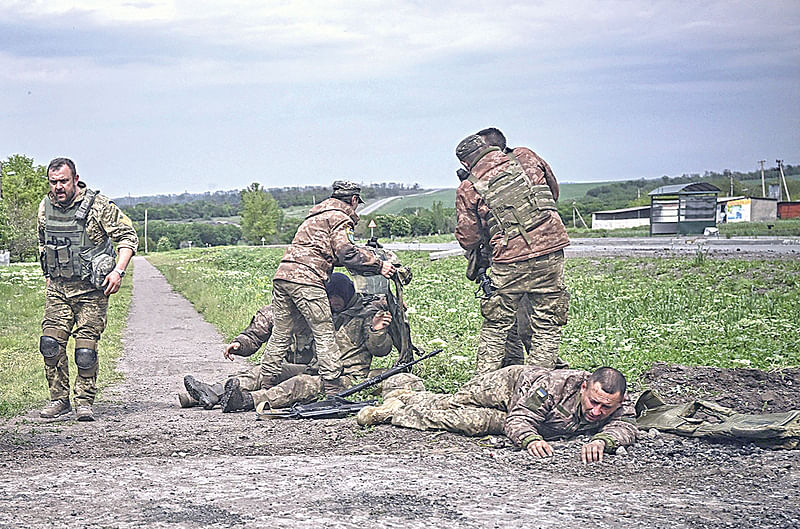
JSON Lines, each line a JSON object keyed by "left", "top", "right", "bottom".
{"left": 42, "top": 189, "right": 115, "bottom": 285}
{"left": 467, "top": 153, "right": 557, "bottom": 247}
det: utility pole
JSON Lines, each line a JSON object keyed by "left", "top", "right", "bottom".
{"left": 777, "top": 159, "right": 791, "bottom": 201}
{"left": 144, "top": 209, "right": 149, "bottom": 253}
{"left": 725, "top": 169, "right": 733, "bottom": 196}
{"left": 758, "top": 160, "right": 766, "bottom": 197}
{"left": 0, "top": 161, "right": 3, "bottom": 200}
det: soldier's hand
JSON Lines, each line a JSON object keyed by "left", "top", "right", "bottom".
{"left": 580, "top": 439, "right": 606, "bottom": 464}
{"left": 103, "top": 271, "right": 123, "bottom": 296}
{"left": 527, "top": 440, "right": 554, "bottom": 458}
{"left": 379, "top": 260, "right": 396, "bottom": 279}
{"left": 223, "top": 341, "right": 241, "bottom": 361}
{"left": 371, "top": 310, "right": 392, "bottom": 331}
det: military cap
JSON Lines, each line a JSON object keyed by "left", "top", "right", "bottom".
{"left": 455, "top": 134, "right": 487, "bottom": 165}
{"left": 331, "top": 180, "right": 365, "bottom": 203}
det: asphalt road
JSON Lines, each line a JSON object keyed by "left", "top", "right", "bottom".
{"left": 388, "top": 236, "right": 800, "bottom": 260}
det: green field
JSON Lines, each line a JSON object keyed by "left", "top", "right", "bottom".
{"left": 366, "top": 183, "right": 609, "bottom": 215}
{"left": 369, "top": 189, "right": 456, "bottom": 215}
{"left": 147, "top": 247, "right": 800, "bottom": 394}
{"left": 0, "top": 264, "right": 134, "bottom": 417}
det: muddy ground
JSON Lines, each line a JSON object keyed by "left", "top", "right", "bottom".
{"left": 1, "top": 256, "right": 798, "bottom": 529}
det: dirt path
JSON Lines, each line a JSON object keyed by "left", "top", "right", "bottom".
{"left": 1, "top": 256, "right": 799, "bottom": 529}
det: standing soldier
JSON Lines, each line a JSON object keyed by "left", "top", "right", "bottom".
{"left": 37, "top": 157, "right": 138, "bottom": 421}
{"left": 258, "top": 181, "right": 396, "bottom": 397}
{"left": 455, "top": 130, "right": 570, "bottom": 375}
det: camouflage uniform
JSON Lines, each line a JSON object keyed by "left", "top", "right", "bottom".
{"left": 250, "top": 293, "right": 395, "bottom": 409}
{"left": 259, "top": 182, "right": 384, "bottom": 386}
{"left": 455, "top": 144, "right": 570, "bottom": 374}
{"left": 391, "top": 367, "right": 637, "bottom": 452}
{"left": 37, "top": 181, "right": 138, "bottom": 406}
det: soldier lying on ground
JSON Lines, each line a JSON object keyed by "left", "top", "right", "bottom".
{"left": 358, "top": 365, "right": 636, "bottom": 463}
{"left": 179, "top": 273, "right": 421, "bottom": 412}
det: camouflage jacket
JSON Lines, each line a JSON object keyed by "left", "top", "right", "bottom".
{"left": 333, "top": 293, "right": 394, "bottom": 380}
{"left": 504, "top": 368, "right": 637, "bottom": 451}
{"left": 233, "top": 294, "right": 393, "bottom": 377}
{"left": 455, "top": 147, "right": 569, "bottom": 264}
{"left": 273, "top": 198, "right": 383, "bottom": 288}
{"left": 233, "top": 305, "right": 314, "bottom": 364}
{"left": 37, "top": 181, "right": 139, "bottom": 297}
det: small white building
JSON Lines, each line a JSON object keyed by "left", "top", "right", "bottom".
{"left": 591, "top": 205, "right": 651, "bottom": 230}
{"left": 717, "top": 196, "right": 777, "bottom": 223}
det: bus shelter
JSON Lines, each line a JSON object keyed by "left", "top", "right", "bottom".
{"left": 648, "top": 182, "right": 720, "bottom": 235}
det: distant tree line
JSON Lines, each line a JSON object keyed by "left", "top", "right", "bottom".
{"left": 136, "top": 220, "right": 242, "bottom": 252}
{"left": 356, "top": 201, "right": 456, "bottom": 238}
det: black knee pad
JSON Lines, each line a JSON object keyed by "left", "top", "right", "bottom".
{"left": 39, "top": 336, "right": 62, "bottom": 362}
{"left": 75, "top": 348, "right": 98, "bottom": 377}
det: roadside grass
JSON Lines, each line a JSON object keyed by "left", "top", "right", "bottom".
{"left": 148, "top": 247, "right": 800, "bottom": 393}
{"left": 0, "top": 264, "right": 133, "bottom": 417}
{"left": 719, "top": 218, "right": 800, "bottom": 237}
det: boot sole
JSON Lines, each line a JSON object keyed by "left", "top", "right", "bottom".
{"left": 76, "top": 414, "right": 95, "bottom": 422}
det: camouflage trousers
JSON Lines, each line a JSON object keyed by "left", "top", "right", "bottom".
{"left": 391, "top": 366, "right": 525, "bottom": 436}
{"left": 250, "top": 370, "right": 425, "bottom": 411}
{"left": 476, "top": 250, "right": 569, "bottom": 375}
{"left": 260, "top": 280, "right": 342, "bottom": 382}
{"left": 41, "top": 283, "right": 108, "bottom": 406}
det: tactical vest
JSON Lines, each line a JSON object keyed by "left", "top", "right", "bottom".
{"left": 43, "top": 190, "right": 115, "bottom": 282}
{"left": 467, "top": 152, "right": 557, "bottom": 247}
{"left": 349, "top": 244, "right": 394, "bottom": 296}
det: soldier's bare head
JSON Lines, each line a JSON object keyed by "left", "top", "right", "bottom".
{"left": 477, "top": 127, "right": 507, "bottom": 151}
{"left": 580, "top": 367, "right": 626, "bottom": 422}
{"left": 47, "top": 157, "right": 79, "bottom": 205}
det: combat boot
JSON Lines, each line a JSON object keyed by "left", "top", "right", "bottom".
{"left": 184, "top": 375, "right": 224, "bottom": 409}
{"left": 221, "top": 378, "right": 255, "bottom": 413}
{"left": 356, "top": 396, "right": 406, "bottom": 426}
{"left": 75, "top": 404, "right": 94, "bottom": 422}
{"left": 177, "top": 391, "right": 199, "bottom": 408}
{"left": 40, "top": 399, "right": 71, "bottom": 419}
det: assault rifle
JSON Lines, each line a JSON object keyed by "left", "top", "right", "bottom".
{"left": 255, "top": 348, "right": 442, "bottom": 420}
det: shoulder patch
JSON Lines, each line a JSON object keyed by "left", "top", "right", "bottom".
{"left": 346, "top": 226, "right": 355, "bottom": 244}
{"left": 523, "top": 386, "right": 549, "bottom": 412}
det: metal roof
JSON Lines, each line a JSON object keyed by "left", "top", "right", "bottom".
{"left": 648, "top": 182, "right": 721, "bottom": 196}
{"left": 592, "top": 205, "right": 651, "bottom": 214}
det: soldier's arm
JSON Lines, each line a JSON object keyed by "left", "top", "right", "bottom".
{"left": 226, "top": 305, "right": 274, "bottom": 359}
{"left": 37, "top": 199, "right": 48, "bottom": 277}
{"left": 590, "top": 396, "right": 638, "bottom": 452}
{"left": 454, "top": 183, "right": 482, "bottom": 251}
{"left": 331, "top": 220, "right": 385, "bottom": 275}
{"left": 364, "top": 309, "right": 393, "bottom": 358}
{"left": 503, "top": 370, "right": 553, "bottom": 449}
{"left": 98, "top": 200, "right": 139, "bottom": 254}
{"left": 540, "top": 158, "right": 560, "bottom": 202}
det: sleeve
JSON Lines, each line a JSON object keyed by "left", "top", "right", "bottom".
{"left": 362, "top": 301, "right": 393, "bottom": 358}
{"left": 99, "top": 201, "right": 139, "bottom": 253}
{"left": 503, "top": 370, "right": 554, "bottom": 448}
{"left": 232, "top": 305, "right": 274, "bottom": 356}
{"left": 331, "top": 219, "right": 383, "bottom": 274}
{"left": 454, "top": 183, "right": 482, "bottom": 251}
{"left": 37, "top": 199, "right": 48, "bottom": 276}
{"left": 540, "top": 158, "right": 560, "bottom": 202}
{"left": 591, "top": 396, "right": 638, "bottom": 451}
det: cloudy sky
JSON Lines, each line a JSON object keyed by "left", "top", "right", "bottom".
{"left": 1, "top": 0, "right": 798, "bottom": 198}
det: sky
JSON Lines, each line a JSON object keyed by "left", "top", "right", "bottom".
{"left": 1, "top": 0, "right": 798, "bottom": 198}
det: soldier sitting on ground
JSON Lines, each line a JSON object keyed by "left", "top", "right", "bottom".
{"left": 358, "top": 365, "right": 636, "bottom": 463}
{"left": 179, "top": 273, "right": 421, "bottom": 413}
